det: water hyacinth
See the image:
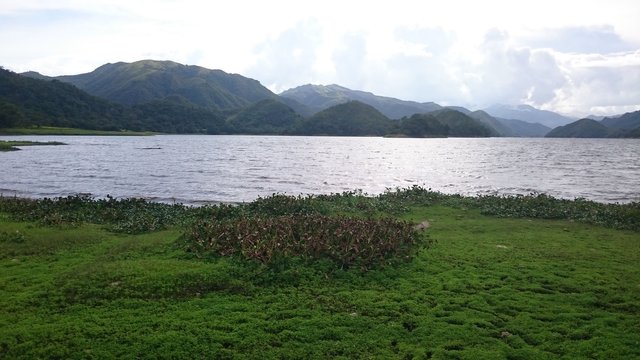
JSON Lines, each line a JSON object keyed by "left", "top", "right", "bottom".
{"left": 183, "top": 214, "right": 429, "bottom": 270}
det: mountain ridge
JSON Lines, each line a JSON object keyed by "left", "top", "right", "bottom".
{"left": 280, "top": 84, "right": 442, "bottom": 119}
{"left": 22, "top": 60, "right": 278, "bottom": 111}
{"left": 483, "top": 104, "right": 575, "bottom": 128}
{"left": 13, "top": 59, "right": 636, "bottom": 137}
{"left": 545, "top": 111, "right": 640, "bottom": 138}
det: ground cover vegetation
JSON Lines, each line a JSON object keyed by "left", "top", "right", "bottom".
{"left": 0, "top": 188, "right": 638, "bottom": 358}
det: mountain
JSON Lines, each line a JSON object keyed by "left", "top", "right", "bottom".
{"left": 483, "top": 104, "right": 574, "bottom": 128}
{"left": 546, "top": 110, "right": 640, "bottom": 138}
{"left": 130, "top": 96, "right": 227, "bottom": 134}
{"left": 467, "top": 110, "right": 511, "bottom": 136}
{"left": 280, "top": 84, "right": 442, "bottom": 119}
{"left": 498, "top": 118, "right": 551, "bottom": 137}
{"left": 1, "top": 68, "right": 231, "bottom": 133}
{"left": 395, "top": 109, "right": 496, "bottom": 138}
{"left": 23, "top": 60, "right": 278, "bottom": 111}
{"left": 227, "top": 99, "right": 303, "bottom": 134}
{"left": 600, "top": 110, "right": 640, "bottom": 131}
{"left": 429, "top": 109, "right": 497, "bottom": 137}
{"left": 545, "top": 119, "right": 610, "bottom": 138}
{"left": 0, "top": 67, "right": 128, "bottom": 130}
{"left": 296, "top": 101, "right": 392, "bottom": 136}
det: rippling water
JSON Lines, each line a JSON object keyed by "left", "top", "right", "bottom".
{"left": 1, "top": 135, "right": 639, "bottom": 203}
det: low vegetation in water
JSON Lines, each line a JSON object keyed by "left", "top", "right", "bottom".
{"left": 0, "top": 188, "right": 638, "bottom": 358}
{"left": 0, "top": 139, "right": 66, "bottom": 151}
{"left": 0, "top": 126, "right": 156, "bottom": 136}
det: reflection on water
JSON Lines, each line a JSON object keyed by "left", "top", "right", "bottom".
{"left": 1, "top": 135, "right": 639, "bottom": 204}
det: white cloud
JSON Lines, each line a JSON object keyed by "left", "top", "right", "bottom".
{"left": 245, "top": 19, "right": 324, "bottom": 92}
{"left": 519, "top": 25, "right": 636, "bottom": 54}
{"left": 1, "top": 0, "right": 639, "bottom": 116}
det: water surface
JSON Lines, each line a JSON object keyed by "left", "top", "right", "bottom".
{"left": 1, "top": 135, "right": 638, "bottom": 204}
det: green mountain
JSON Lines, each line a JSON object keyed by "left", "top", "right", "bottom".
{"left": 296, "top": 101, "right": 392, "bottom": 136}
{"left": 393, "top": 114, "right": 449, "bottom": 137}
{"left": 430, "top": 109, "right": 496, "bottom": 137}
{"left": 1, "top": 68, "right": 228, "bottom": 133}
{"left": 227, "top": 99, "right": 303, "bottom": 134}
{"left": 394, "top": 109, "right": 496, "bottom": 138}
{"left": 0, "top": 67, "right": 128, "bottom": 130}
{"left": 467, "top": 110, "right": 512, "bottom": 136}
{"left": 545, "top": 111, "right": 640, "bottom": 138}
{"left": 545, "top": 119, "right": 610, "bottom": 138}
{"left": 280, "top": 84, "right": 442, "bottom": 119}
{"left": 23, "top": 60, "right": 278, "bottom": 111}
{"left": 600, "top": 110, "right": 640, "bottom": 131}
{"left": 130, "top": 96, "right": 227, "bottom": 134}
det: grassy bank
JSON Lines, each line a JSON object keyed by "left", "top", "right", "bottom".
{"left": 0, "top": 140, "right": 66, "bottom": 151}
{"left": 0, "top": 126, "right": 157, "bottom": 136}
{"left": 0, "top": 190, "right": 638, "bottom": 358}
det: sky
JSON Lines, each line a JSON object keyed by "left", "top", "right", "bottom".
{"left": 1, "top": 0, "right": 639, "bottom": 117}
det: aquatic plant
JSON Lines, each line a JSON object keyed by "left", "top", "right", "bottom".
{"left": 0, "top": 195, "right": 189, "bottom": 234}
{"left": 183, "top": 214, "right": 427, "bottom": 270}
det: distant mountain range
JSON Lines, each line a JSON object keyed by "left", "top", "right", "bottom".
{"left": 280, "top": 84, "right": 442, "bottom": 119}
{"left": 482, "top": 104, "right": 574, "bottom": 128}
{"left": 546, "top": 111, "right": 640, "bottom": 138}
{"left": 279, "top": 84, "right": 551, "bottom": 137}
{"left": 3, "top": 59, "right": 637, "bottom": 138}
{"left": 0, "top": 66, "right": 491, "bottom": 137}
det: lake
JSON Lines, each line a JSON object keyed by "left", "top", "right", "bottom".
{"left": 1, "top": 135, "right": 639, "bottom": 204}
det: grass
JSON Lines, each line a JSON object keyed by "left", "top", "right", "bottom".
{"left": 0, "top": 126, "right": 157, "bottom": 136}
{"left": 0, "top": 191, "right": 638, "bottom": 358}
{"left": 0, "top": 140, "right": 66, "bottom": 151}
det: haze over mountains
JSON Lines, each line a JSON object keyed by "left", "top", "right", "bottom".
{"left": 2, "top": 59, "right": 639, "bottom": 138}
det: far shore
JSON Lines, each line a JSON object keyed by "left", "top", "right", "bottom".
{"left": 0, "top": 126, "right": 158, "bottom": 136}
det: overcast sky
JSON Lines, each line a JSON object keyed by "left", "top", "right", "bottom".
{"left": 1, "top": 0, "right": 639, "bottom": 116}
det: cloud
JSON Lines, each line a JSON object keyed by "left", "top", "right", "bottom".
{"left": 393, "top": 26, "right": 456, "bottom": 54}
{"left": 462, "top": 29, "right": 567, "bottom": 107}
{"left": 246, "top": 19, "right": 323, "bottom": 93}
{"left": 520, "top": 25, "right": 636, "bottom": 54}
{"left": 331, "top": 33, "right": 368, "bottom": 90}
{"left": 550, "top": 51, "right": 640, "bottom": 115}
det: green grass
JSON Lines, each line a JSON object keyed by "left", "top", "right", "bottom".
{"left": 1, "top": 195, "right": 638, "bottom": 358}
{"left": 0, "top": 126, "right": 157, "bottom": 136}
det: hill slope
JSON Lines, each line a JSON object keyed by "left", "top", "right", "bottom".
{"left": 546, "top": 111, "right": 640, "bottom": 138}
{"left": 0, "top": 67, "right": 128, "bottom": 130}
{"left": 545, "top": 119, "right": 610, "bottom": 138}
{"left": 280, "top": 84, "right": 442, "bottom": 119}
{"left": 600, "top": 110, "right": 640, "bottom": 131}
{"left": 395, "top": 110, "right": 496, "bottom": 138}
{"left": 24, "top": 60, "right": 277, "bottom": 111}
{"left": 297, "top": 101, "right": 392, "bottom": 136}
{"left": 227, "top": 99, "right": 303, "bottom": 134}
